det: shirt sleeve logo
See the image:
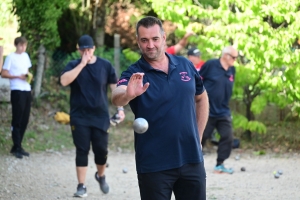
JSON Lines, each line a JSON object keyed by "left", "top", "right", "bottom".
{"left": 179, "top": 72, "right": 191, "bottom": 82}
{"left": 117, "top": 78, "right": 128, "bottom": 85}
{"left": 229, "top": 75, "right": 234, "bottom": 82}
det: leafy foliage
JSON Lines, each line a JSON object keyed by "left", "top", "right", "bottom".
{"left": 147, "top": 0, "right": 300, "bottom": 139}
{"left": 0, "top": 0, "right": 14, "bottom": 26}
{"left": 12, "top": 0, "right": 68, "bottom": 62}
{"left": 122, "top": 48, "right": 141, "bottom": 63}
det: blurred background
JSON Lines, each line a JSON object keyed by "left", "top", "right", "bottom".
{"left": 0, "top": 0, "right": 300, "bottom": 154}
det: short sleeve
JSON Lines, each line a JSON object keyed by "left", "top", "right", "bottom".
{"left": 61, "top": 60, "right": 78, "bottom": 76}
{"left": 107, "top": 63, "right": 118, "bottom": 84}
{"left": 199, "top": 61, "right": 209, "bottom": 80}
{"left": 193, "top": 62, "right": 205, "bottom": 95}
{"left": 2, "top": 54, "right": 12, "bottom": 70}
{"left": 117, "top": 67, "right": 135, "bottom": 86}
{"left": 26, "top": 53, "right": 32, "bottom": 69}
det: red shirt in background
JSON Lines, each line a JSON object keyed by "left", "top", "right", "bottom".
{"left": 166, "top": 46, "right": 176, "bottom": 55}
{"left": 195, "top": 60, "right": 205, "bottom": 71}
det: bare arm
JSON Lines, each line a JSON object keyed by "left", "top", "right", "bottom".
{"left": 60, "top": 63, "right": 85, "bottom": 86}
{"left": 111, "top": 85, "right": 131, "bottom": 106}
{"left": 195, "top": 90, "right": 209, "bottom": 141}
{"left": 173, "top": 31, "right": 194, "bottom": 54}
{"left": 1, "top": 69, "right": 26, "bottom": 80}
{"left": 60, "top": 51, "right": 92, "bottom": 86}
{"left": 110, "top": 83, "right": 126, "bottom": 121}
{"left": 111, "top": 73, "right": 149, "bottom": 106}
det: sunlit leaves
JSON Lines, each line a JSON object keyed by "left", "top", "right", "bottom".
{"left": 146, "top": 0, "right": 300, "bottom": 136}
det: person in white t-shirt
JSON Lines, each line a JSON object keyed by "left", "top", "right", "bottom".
{"left": 1, "top": 36, "right": 32, "bottom": 159}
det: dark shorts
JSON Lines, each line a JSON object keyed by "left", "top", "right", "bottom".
{"left": 138, "top": 162, "right": 206, "bottom": 200}
{"left": 71, "top": 124, "right": 108, "bottom": 166}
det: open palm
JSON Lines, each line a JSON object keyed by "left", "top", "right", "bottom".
{"left": 126, "top": 73, "right": 149, "bottom": 99}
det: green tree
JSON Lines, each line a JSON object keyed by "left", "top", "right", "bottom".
{"left": 0, "top": 0, "right": 14, "bottom": 26}
{"left": 12, "top": 0, "right": 68, "bottom": 53}
{"left": 12, "top": 0, "right": 69, "bottom": 98}
{"left": 146, "top": 0, "right": 300, "bottom": 140}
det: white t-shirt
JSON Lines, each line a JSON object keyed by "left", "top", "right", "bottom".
{"left": 2, "top": 52, "right": 32, "bottom": 91}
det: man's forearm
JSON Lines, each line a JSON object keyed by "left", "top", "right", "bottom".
{"left": 111, "top": 86, "right": 132, "bottom": 106}
{"left": 195, "top": 91, "right": 209, "bottom": 141}
{"left": 60, "top": 63, "right": 85, "bottom": 86}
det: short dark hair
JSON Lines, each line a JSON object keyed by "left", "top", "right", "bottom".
{"left": 14, "top": 36, "right": 27, "bottom": 46}
{"left": 136, "top": 16, "right": 164, "bottom": 36}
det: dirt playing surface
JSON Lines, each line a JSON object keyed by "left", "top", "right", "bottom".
{"left": 0, "top": 149, "right": 300, "bottom": 200}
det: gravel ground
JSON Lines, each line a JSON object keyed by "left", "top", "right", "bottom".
{"left": 0, "top": 149, "right": 300, "bottom": 200}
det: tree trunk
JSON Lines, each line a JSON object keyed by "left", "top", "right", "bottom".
{"left": 114, "top": 33, "right": 120, "bottom": 77}
{"left": 34, "top": 45, "right": 46, "bottom": 98}
{"left": 243, "top": 86, "right": 255, "bottom": 141}
{"left": 92, "top": 0, "right": 108, "bottom": 47}
{"left": 244, "top": 100, "right": 255, "bottom": 141}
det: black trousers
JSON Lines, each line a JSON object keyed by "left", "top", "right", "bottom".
{"left": 201, "top": 116, "right": 233, "bottom": 164}
{"left": 138, "top": 163, "right": 206, "bottom": 200}
{"left": 11, "top": 90, "right": 31, "bottom": 150}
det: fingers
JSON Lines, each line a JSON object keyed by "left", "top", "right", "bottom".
{"left": 130, "top": 73, "right": 144, "bottom": 81}
{"left": 143, "top": 82, "right": 150, "bottom": 91}
{"left": 118, "top": 112, "right": 125, "bottom": 121}
{"left": 126, "top": 72, "right": 149, "bottom": 99}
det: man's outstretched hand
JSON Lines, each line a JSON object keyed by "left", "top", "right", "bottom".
{"left": 125, "top": 73, "right": 149, "bottom": 100}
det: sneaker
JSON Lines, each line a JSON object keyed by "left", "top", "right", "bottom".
{"left": 11, "top": 148, "right": 23, "bottom": 159}
{"left": 74, "top": 184, "right": 87, "bottom": 198}
{"left": 214, "top": 164, "right": 234, "bottom": 174}
{"left": 95, "top": 172, "right": 109, "bottom": 194}
{"left": 110, "top": 113, "right": 120, "bottom": 126}
{"left": 12, "top": 151, "right": 23, "bottom": 159}
{"left": 10, "top": 146, "right": 17, "bottom": 154}
{"left": 20, "top": 148, "right": 30, "bottom": 157}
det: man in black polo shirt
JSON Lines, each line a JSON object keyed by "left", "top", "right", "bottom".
{"left": 199, "top": 46, "right": 238, "bottom": 174}
{"left": 112, "top": 16, "right": 209, "bottom": 200}
{"left": 60, "top": 34, "right": 125, "bottom": 197}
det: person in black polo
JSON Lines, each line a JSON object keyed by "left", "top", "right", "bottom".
{"left": 112, "top": 16, "right": 209, "bottom": 200}
{"left": 199, "top": 46, "right": 238, "bottom": 174}
{"left": 60, "top": 34, "right": 125, "bottom": 197}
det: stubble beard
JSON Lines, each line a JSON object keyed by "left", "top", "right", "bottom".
{"left": 142, "top": 46, "right": 164, "bottom": 61}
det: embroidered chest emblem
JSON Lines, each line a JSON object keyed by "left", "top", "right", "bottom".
{"left": 179, "top": 72, "right": 191, "bottom": 82}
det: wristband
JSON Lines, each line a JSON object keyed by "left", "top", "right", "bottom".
{"left": 117, "top": 107, "right": 124, "bottom": 111}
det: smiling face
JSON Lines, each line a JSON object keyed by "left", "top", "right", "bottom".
{"left": 136, "top": 24, "right": 166, "bottom": 61}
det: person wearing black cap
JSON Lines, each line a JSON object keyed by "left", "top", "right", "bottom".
{"left": 60, "top": 34, "right": 125, "bottom": 197}
{"left": 187, "top": 47, "right": 205, "bottom": 71}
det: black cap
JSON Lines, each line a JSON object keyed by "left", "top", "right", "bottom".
{"left": 78, "top": 34, "right": 94, "bottom": 50}
{"left": 187, "top": 47, "right": 201, "bottom": 57}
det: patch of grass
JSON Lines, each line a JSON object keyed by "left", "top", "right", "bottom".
{"left": 0, "top": 104, "right": 136, "bottom": 155}
{"left": 235, "top": 121, "right": 300, "bottom": 152}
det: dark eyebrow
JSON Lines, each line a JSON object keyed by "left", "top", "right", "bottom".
{"left": 140, "top": 37, "right": 160, "bottom": 40}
